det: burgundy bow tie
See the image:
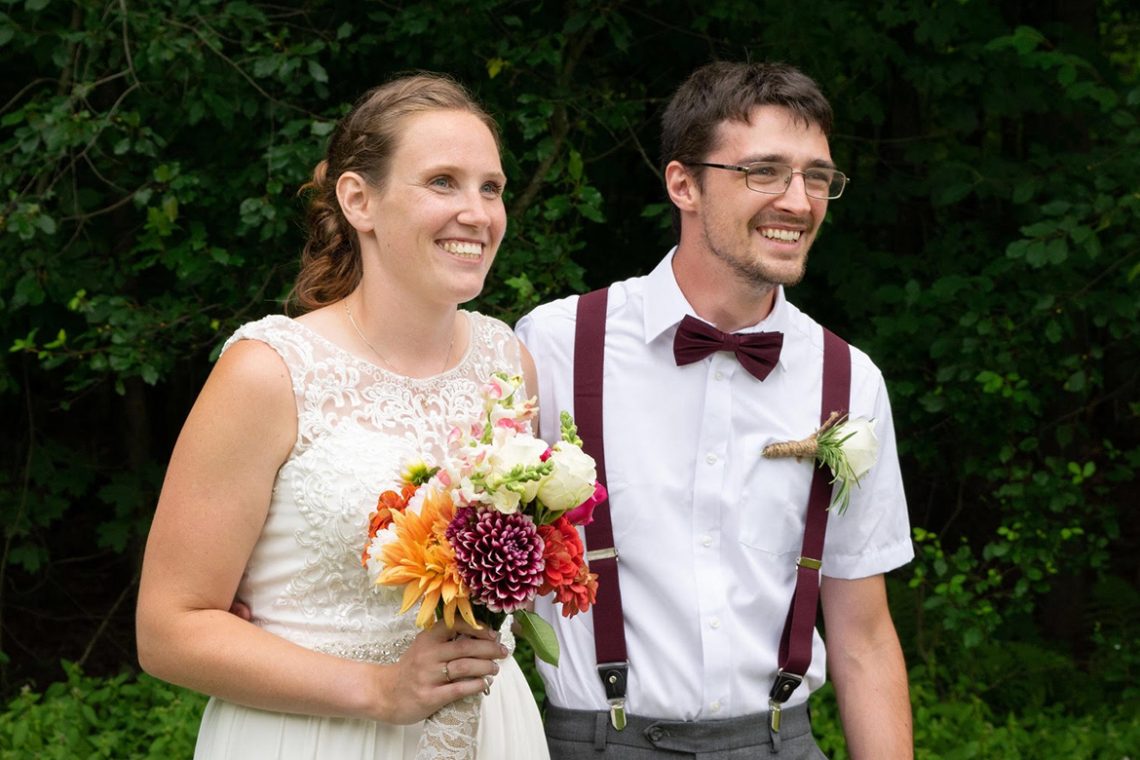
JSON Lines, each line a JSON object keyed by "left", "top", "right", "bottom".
{"left": 673, "top": 314, "right": 784, "bottom": 381}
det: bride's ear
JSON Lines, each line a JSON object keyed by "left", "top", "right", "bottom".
{"left": 336, "top": 171, "right": 375, "bottom": 233}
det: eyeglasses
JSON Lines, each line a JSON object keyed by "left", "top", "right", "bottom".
{"left": 689, "top": 161, "right": 849, "bottom": 200}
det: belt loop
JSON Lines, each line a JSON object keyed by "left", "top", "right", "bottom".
{"left": 592, "top": 710, "right": 608, "bottom": 751}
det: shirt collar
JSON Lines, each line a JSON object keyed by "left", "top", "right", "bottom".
{"left": 643, "top": 247, "right": 792, "bottom": 342}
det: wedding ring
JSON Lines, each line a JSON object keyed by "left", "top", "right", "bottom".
{"left": 442, "top": 662, "right": 452, "bottom": 683}
{"left": 482, "top": 675, "right": 493, "bottom": 695}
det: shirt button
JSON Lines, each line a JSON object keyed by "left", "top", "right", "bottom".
{"left": 705, "top": 453, "right": 718, "bottom": 465}
{"left": 701, "top": 535, "right": 712, "bottom": 547}
{"left": 714, "top": 370, "right": 725, "bottom": 381}
{"left": 710, "top": 701, "right": 722, "bottom": 713}
{"left": 709, "top": 617, "right": 721, "bottom": 629}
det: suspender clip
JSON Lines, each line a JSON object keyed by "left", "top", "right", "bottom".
{"left": 608, "top": 699, "right": 627, "bottom": 731}
{"left": 768, "top": 698, "right": 782, "bottom": 732}
{"left": 767, "top": 669, "right": 803, "bottom": 732}
{"left": 598, "top": 662, "right": 628, "bottom": 731}
{"left": 585, "top": 547, "right": 618, "bottom": 562}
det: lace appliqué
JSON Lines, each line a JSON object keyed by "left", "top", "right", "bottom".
{"left": 419, "top": 694, "right": 482, "bottom": 760}
{"left": 220, "top": 312, "right": 523, "bottom": 758}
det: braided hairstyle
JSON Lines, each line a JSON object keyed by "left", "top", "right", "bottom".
{"left": 289, "top": 73, "right": 500, "bottom": 313}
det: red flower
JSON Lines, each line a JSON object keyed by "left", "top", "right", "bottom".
{"left": 552, "top": 564, "right": 598, "bottom": 618}
{"left": 563, "top": 482, "right": 607, "bottom": 526}
{"left": 371, "top": 485, "right": 417, "bottom": 532}
{"left": 362, "top": 484, "right": 418, "bottom": 565}
{"left": 537, "top": 517, "right": 598, "bottom": 617}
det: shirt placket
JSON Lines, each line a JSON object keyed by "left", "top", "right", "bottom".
{"left": 691, "top": 352, "right": 734, "bottom": 717}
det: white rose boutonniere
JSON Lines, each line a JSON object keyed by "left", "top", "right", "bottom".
{"left": 762, "top": 412, "right": 879, "bottom": 514}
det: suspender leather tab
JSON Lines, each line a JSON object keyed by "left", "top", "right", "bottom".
{"left": 598, "top": 662, "right": 629, "bottom": 730}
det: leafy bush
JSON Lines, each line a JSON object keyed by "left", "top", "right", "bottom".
{"left": 5, "top": 663, "right": 1136, "bottom": 759}
{"left": 811, "top": 679, "right": 1140, "bottom": 760}
{"left": 2, "top": 1, "right": 1138, "bottom": 752}
{"left": 0, "top": 662, "right": 205, "bottom": 759}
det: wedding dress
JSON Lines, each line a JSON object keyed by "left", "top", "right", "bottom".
{"left": 193, "top": 313, "right": 550, "bottom": 760}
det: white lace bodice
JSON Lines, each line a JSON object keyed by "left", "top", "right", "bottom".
{"left": 221, "top": 312, "right": 524, "bottom": 664}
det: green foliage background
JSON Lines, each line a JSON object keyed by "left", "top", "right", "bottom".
{"left": 1, "top": 0, "right": 1138, "bottom": 755}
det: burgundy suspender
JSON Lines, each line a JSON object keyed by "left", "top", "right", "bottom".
{"left": 573, "top": 288, "right": 629, "bottom": 730}
{"left": 573, "top": 288, "right": 851, "bottom": 732}
{"left": 767, "top": 326, "right": 851, "bottom": 731}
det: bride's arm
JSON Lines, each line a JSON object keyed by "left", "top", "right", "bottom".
{"left": 135, "top": 339, "right": 503, "bottom": 724}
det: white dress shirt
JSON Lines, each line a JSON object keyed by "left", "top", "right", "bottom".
{"left": 515, "top": 250, "right": 913, "bottom": 720}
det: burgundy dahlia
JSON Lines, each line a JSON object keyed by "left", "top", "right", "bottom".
{"left": 446, "top": 507, "right": 545, "bottom": 613}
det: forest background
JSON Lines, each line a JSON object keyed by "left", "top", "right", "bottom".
{"left": 1, "top": 0, "right": 1138, "bottom": 757}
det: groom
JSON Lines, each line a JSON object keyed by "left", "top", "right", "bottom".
{"left": 517, "top": 61, "right": 914, "bottom": 758}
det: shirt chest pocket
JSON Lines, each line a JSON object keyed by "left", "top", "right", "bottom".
{"left": 734, "top": 460, "right": 814, "bottom": 557}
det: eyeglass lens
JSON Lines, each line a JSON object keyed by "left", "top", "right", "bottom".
{"left": 746, "top": 163, "right": 845, "bottom": 199}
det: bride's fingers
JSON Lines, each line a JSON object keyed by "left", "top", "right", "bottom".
{"left": 449, "top": 619, "right": 499, "bottom": 640}
{"left": 440, "top": 655, "right": 500, "bottom": 683}
{"left": 446, "top": 632, "right": 509, "bottom": 663}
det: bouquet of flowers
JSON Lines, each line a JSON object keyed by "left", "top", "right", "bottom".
{"left": 362, "top": 372, "right": 605, "bottom": 664}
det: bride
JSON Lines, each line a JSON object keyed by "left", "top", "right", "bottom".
{"left": 136, "top": 72, "right": 549, "bottom": 759}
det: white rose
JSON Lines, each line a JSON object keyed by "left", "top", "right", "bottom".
{"left": 537, "top": 442, "right": 598, "bottom": 512}
{"left": 837, "top": 417, "right": 879, "bottom": 480}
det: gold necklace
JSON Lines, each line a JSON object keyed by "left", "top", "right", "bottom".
{"left": 344, "top": 301, "right": 455, "bottom": 374}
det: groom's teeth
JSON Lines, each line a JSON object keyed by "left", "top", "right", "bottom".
{"left": 760, "top": 228, "right": 802, "bottom": 242}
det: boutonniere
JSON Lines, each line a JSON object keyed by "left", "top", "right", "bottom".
{"left": 762, "top": 412, "right": 879, "bottom": 514}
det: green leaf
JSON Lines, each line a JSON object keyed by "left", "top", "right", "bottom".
{"left": 307, "top": 59, "right": 328, "bottom": 84}
{"left": 514, "top": 609, "right": 559, "bottom": 666}
{"left": 567, "top": 149, "right": 583, "bottom": 181}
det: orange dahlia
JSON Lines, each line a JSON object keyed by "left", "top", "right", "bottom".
{"left": 537, "top": 517, "right": 598, "bottom": 617}
{"left": 552, "top": 564, "right": 598, "bottom": 618}
{"left": 376, "top": 488, "right": 476, "bottom": 629}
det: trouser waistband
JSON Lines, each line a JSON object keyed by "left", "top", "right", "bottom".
{"left": 544, "top": 701, "right": 812, "bottom": 753}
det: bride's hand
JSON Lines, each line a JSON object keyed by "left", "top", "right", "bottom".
{"left": 377, "top": 621, "right": 507, "bottom": 724}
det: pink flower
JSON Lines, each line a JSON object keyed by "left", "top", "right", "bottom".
{"left": 495, "top": 417, "right": 528, "bottom": 433}
{"left": 445, "top": 508, "right": 545, "bottom": 613}
{"left": 564, "top": 482, "right": 607, "bottom": 526}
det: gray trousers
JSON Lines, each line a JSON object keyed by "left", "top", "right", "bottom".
{"left": 544, "top": 703, "right": 828, "bottom": 760}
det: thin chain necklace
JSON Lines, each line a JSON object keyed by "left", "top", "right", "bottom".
{"left": 344, "top": 301, "right": 455, "bottom": 375}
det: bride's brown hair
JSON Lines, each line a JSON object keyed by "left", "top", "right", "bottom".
{"left": 288, "top": 73, "right": 500, "bottom": 313}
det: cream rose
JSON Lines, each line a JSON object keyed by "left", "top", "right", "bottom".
{"left": 837, "top": 417, "right": 879, "bottom": 481}
{"left": 538, "top": 442, "right": 599, "bottom": 512}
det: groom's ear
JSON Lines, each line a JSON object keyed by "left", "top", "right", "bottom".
{"left": 336, "top": 171, "right": 376, "bottom": 233}
{"left": 664, "top": 160, "right": 700, "bottom": 213}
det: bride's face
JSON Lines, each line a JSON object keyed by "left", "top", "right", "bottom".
{"left": 362, "top": 109, "right": 507, "bottom": 307}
